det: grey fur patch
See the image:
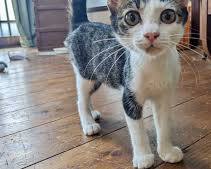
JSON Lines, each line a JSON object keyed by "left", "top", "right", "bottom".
{"left": 66, "top": 22, "right": 130, "bottom": 89}
{"left": 122, "top": 88, "right": 143, "bottom": 120}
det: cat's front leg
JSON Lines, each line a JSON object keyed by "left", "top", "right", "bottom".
{"left": 123, "top": 89, "right": 154, "bottom": 169}
{"left": 152, "top": 93, "right": 183, "bottom": 163}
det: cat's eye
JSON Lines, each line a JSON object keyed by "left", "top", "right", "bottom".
{"left": 124, "top": 11, "right": 141, "bottom": 26}
{"left": 160, "top": 9, "right": 176, "bottom": 24}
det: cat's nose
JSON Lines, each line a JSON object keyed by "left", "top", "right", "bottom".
{"left": 144, "top": 32, "right": 160, "bottom": 44}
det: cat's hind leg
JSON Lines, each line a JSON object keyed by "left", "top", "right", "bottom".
{"left": 75, "top": 70, "right": 101, "bottom": 136}
{"left": 90, "top": 102, "right": 101, "bottom": 121}
{"left": 89, "top": 81, "right": 102, "bottom": 121}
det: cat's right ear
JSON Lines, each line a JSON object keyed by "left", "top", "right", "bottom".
{"left": 107, "top": 0, "right": 119, "bottom": 14}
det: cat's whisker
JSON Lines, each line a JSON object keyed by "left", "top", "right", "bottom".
{"left": 180, "top": 67, "right": 185, "bottom": 86}
{"left": 182, "top": 25, "right": 201, "bottom": 32}
{"left": 93, "top": 38, "right": 117, "bottom": 43}
{"left": 164, "top": 44, "right": 198, "bottom": 87}
{"left": 179, "top": 41, "right": 205, "bottom": 53}
{"left": 169, "top": 41, "right": 205, "bottom": 59}
{"left": 174, "top": 36, "right": 210, "bottom": 41}
{"left": 105, "top": 50, "right": 128, "bottom": 84}
{"left": 169, "top": 34, "right": 211, "bottom": 41}
{"left": 93, "top": 37, "right": 132, "bottom": 44}
{"left": 177, "top": 50, "right": 199, "bottom": 88}
{"left": 162, "top": 44, "right": 185, "bottom": 84}
{"left": 178, "top": 49, "right": 201, "bottom": 86}
{"left": 160, "top": 39, "right": 205, "bottom": 54}
{"left": 83, "top": 44, "right": 122, "bottom": 75}
{"left": 169, "top": 32, "right": 200, "bottom": 36}
{"left": 89, "top": 46, "right": 125, "bottom": 83}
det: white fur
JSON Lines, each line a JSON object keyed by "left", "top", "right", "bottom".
{"left": 72, "top": 64, "right": 101, "bottom": 136}
{"left": 118, "top": 1, "right": 184, "bottom": 168}
{"left": 125, "top": 115, "right": 155, "bottom": 168}
{"left": 126, "top": 47, "right": 183, "bottom": 168}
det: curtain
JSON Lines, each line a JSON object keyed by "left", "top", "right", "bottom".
{"left": 12, "top": 0, "right": 36, "bottom": 47}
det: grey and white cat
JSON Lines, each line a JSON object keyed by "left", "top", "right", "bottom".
{"left": 66, "top": 0, "right": 188, "bottom": 168}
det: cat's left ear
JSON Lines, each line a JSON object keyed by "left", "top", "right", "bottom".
{"left": 107, "top": 0, "right": 120, "bottom": 14}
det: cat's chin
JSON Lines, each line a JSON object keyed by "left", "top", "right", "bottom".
{"left": 136, "top": 46, "right": 165, "bottom": 55}
{"left": 145, "top": 46, "right": 162, "bottom": 54}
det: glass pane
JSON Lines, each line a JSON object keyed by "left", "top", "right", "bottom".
{"left": 6, "top": 0, "right": 15, "bottom": 20}
{"left": 0, "top": 0, "right": 8, "bottom": 21}
{"left": 10, "top": 22, "right": 19, "bottom": 36}
{"left": 0, "top": 23, "right": 10, "bottom": 37}
{"left": 87, "top": 0, "right": 106, "bottom": 8}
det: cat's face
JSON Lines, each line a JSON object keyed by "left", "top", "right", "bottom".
{"left": 108, "top": 0, "right": 189, "bottom": 55}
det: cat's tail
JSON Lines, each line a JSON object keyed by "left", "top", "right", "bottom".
{"left": 69, "top": 0, "right": 89, "bottom": 31}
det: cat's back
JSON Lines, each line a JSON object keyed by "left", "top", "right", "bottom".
{"left": 67, "top": 22, "right": 114, "bottom": 49}
{"left": 66, "top": 22, "right": 125, "bottom": 83}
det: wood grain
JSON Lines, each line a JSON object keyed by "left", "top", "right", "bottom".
{"left": 0, "top": 47, "right": 210, "bottom": 169}
{"left": 0, "top": 86, "right": 123, "bottom": 138}
{"left": 25, "top": 95, "right": 211, "bottom": 169}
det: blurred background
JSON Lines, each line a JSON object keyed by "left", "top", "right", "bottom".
{"left": 0, "top": 0, "right": 210, "bottom": 57}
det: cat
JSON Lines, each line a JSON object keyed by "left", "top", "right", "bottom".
{"left": 66, "top": 0, "right": 188, "bottom": 168}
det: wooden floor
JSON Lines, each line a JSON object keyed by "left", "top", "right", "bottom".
{"left": 0, "top": 48, "right": 211, "bottom": 169}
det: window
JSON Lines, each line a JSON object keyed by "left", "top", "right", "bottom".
{"left": 87, "top": 0, "right": 107, "bottom": 12}
{"left": 0, "top": 0, "right": 19, "bottom": 37}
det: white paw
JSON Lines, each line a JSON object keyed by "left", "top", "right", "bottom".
{"left": 82, "top": 122, "right": 101, "bottom": 136}
{"left": 158, "top": 146, "right": 183, "bottom": 163}
{"left": 133, "top": 154, "right": 154, "bottom": 169}
{"left": 91, "top": 110, "right": 101, "bottom": 120}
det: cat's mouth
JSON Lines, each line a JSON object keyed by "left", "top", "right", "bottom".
{"left": 145, "top": 45, "right": 161, "bottom": 53}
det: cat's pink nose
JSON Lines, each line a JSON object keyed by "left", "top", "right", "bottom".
{"left": 144, "top": 32, "right": 160, "bottom": 44}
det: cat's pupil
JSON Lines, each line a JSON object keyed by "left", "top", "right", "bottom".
{"left": 165, "top": 14, "right": 171, "bottom": 20}
{"left": 130, "top": 14, "right": 136, "bottom": 22}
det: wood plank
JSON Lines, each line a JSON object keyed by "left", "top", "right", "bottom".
{"left": 0, "top": 84, "right": 122, "bottom": 115}
{"left": 0, "top": 56, "right": 209, "bottom": 146}
{"left": 0, "top": 76, "right": 73, "bottom": 99}
{"left": 25, "top": 94, "right": 211, "bottom": 169}
{"left": 0, "top": 83, "right": 75, "bottom": 115}
{"left": 0, "top": 87, "right": 122, "bottom": 138}
{"left": 0, "top": 52, "right": 209, "bottom": 114}
{"left": 0, "top": 83, "right": 205, "bottom": 141}
{"left": 0, "top": 49, "right": 70, "bottom": 74}
{"left": 8, "top": 55, "right": 72, "bottom": 75}
{"left": 0, "top": 104, "right": 126, "bottom": 169}
{"left": 0, "top": 69, "right": 71, "bottom": 90}
{"left": 1, "top": 57, "right": 208, "bottom": 100}
{"left": 8, "top": 61, "right": 73, "bottom": 76}
{"left": 0, "top": 47, "right": 210, "bottom": 169}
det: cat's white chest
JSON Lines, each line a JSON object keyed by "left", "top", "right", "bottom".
{"left": 130, "top": 50, "right": 180, "bottom": 101}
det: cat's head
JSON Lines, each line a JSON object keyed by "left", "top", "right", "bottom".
{"left": 108, "top": 0, "right": 189, "bottom": 55}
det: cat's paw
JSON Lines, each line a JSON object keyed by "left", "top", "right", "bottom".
{"left": 91, "top": 110, "right": 101, "bottom": 121}
{"left": 133, "top": 154, "right": 154, "bottom": 169}
{"left": 158, "top": 146, "right": 183, "bottom": 163}
{"left": 82, "top": 122, "right": 101, "bottom": 136}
